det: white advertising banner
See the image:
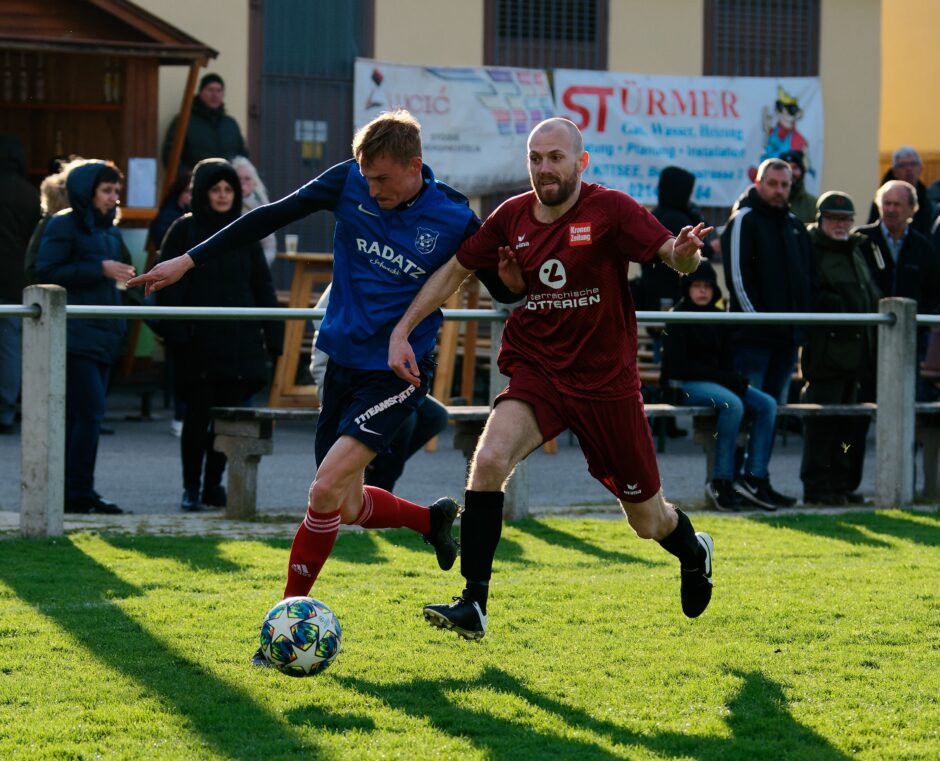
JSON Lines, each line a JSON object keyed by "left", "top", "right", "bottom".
{"left": 553, "top": 70, "right": 823, "bottom": 207}
{"left": 354, "top": 59, "right": 555, "bottom": 195}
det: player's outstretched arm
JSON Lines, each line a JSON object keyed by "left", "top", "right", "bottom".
{"left": 125, "top": 254, "right": 195, "bottom": 296}
{"left": 658, "top": 222, "right": 714, "bottom": 275}
{"left": 389, "top": 256, "right": 473, "bottom": 386}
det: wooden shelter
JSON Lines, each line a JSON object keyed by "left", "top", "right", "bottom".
{"left": 0, "top": 0, "right": 216, "bottom": 222}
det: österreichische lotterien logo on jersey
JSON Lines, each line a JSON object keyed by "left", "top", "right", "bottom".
{"left": 415, "top": 227, "right": 440, "bottom": 255}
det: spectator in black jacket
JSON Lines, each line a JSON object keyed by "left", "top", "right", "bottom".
{"left": 721, "top": 159, "right": 814, "bottom": 403}
{"left": 856, "top": 178, "right": 940, "bottom": 390}
{"left": 157, "top": 159, "right": 283, "bottom": 511}
{"left": 662, "top": 261, "right": 785, "bottom": 511}
{"left": 846, "top": 179, "right": 940, "bottom": 494}
{"left": 161, "top": 73, "right": 249, "bottom": 173}
{"left": 867, "top": 146, "right": 935, "bottom": 235}
{"left": 0, "top": 135, "right": 41, "bottom": 434}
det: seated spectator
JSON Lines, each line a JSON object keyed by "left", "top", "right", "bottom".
{"left": 36, "top": 160, "right": 134, "bottom": 514}
{"left": 309, "top": 283, "right": 449, "bottom": 491}
{"left": 661, "top": 261, "right": 784, "bottom": 512}
{"left": 800, "top": 192, "right": 880, "bottom": 505}
{"left": 232, "top": 156, "right": 277, "bottom": 266}
{"left": 156, "top": 159, "right": 283, "bottom": 511}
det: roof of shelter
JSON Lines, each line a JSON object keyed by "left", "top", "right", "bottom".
{"left": 0, "top": 0, "right": 217, "bottom": 65}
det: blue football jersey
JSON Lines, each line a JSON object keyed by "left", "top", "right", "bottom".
{"left": 187, "top": 158, "right": 479, "bottom": 371}
{"left": 298, "top": 160, "right": 475, "bottom": 370}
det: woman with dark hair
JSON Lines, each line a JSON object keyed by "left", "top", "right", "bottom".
{"left": 157, "top": 158, "right": 283, "bottom": 511}
{"left": 36, "top": 160, "right": 135, "bottom": 513}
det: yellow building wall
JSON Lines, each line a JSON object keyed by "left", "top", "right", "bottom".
{"left": 820, "top": 0, "right": 882, "bottom": 209}
{"left": 880, "top": 0, "right": 940, "bottom": 180}
{"left": 608, "top": 0, "right": 704, "bottom": 75}
{"left": 374, "top": 0, "right": 484, "bottom": 65}
{"left": 131, "top": 0, "right": 250, "bottom": 164}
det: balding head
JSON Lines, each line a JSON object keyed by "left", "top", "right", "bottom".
{"left": 528, "top": 118, "right": 584, "bottom": 156}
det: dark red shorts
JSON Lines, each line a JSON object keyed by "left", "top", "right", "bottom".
{"left": 495, "top": 366, "right": 661, "bottom": 502}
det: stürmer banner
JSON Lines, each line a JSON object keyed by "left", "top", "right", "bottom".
{"left": 553, "top": 70, "right": 823, "bottom": 207}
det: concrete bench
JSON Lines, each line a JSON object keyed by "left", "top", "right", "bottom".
{"left": 212, "top": 401, "right": 940, "bottom": 518}
{"left": 211, "top": 405, "right": 490, "bottom": 518}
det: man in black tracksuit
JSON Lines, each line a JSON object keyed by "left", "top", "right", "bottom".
{"left": 721, "top": 158, "right": 814, "bottom": 508}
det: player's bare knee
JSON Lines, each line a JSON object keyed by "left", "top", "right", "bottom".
{"left": 621, "top": 495, "right": 674, "bottom": 540}
{"left": 309, "top": 476, "right": 343, "bottom": 513}
{"left": 469, "top": 445, "right": 512, "bottom": 490}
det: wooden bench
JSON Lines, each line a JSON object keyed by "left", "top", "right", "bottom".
{"left": 212, "top": 402, "right": 940, "bottom": 518}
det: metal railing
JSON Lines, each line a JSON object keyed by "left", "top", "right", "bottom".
{"left": 9, "top": 286, "right": 925, "bottom": 536}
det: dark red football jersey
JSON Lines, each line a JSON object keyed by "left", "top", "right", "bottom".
{"left": 457, "top": 183, "right": 672, "bottom": 398}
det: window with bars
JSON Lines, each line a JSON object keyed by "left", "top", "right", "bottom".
{"left": 482, "top": 0, "right": 608, "bottom": 213}
{"left": 704, "top": 0, "right": 820, "bottom": 77}
{"left": 485, "top": 0, "right": 607, "bottom": 75}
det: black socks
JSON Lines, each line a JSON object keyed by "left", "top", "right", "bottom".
{"left": 657, "top": 508, "right": 705, "bottom": 569}
{"left": 459, "top": 490, "right": 504, "bottom": 613}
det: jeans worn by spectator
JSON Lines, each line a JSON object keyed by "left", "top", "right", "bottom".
{"left": 680, "top": 380, "right": 777, "bottom": 482}
{"left": 733, "top": 342, "right": 798, "bottom": 405}
{"left": 65, "top": 354, "right": 110, "bottom": 499}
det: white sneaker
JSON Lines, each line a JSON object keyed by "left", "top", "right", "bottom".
{"left": 170, "top": 419, "right": 183, "bottom": 437}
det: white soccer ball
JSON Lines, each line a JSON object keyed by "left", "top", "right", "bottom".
{"left": 259, "top": 596, "right": 342, "bottom": 677}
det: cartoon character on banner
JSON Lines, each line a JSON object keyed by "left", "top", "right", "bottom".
{"left": 747, "top": 85, "right": 813, "bottom": 182}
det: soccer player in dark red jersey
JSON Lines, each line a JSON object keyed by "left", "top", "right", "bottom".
{"left": 389, "top": 117, "right": 715, "bottom": 640}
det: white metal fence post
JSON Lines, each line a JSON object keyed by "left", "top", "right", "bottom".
{"left": 876, "top": 297, "right": 917, "bottom": 508}
{"left": 20, "top": 285, "right": 67, "bottom": 537}
{"left": 488, "top": 314, "right": 529, "bottom": 519}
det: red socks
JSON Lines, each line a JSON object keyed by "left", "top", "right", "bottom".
{"left": 354, "top": 486, "right": 431, "bottom": 534}
{"left": 282, "top": 487, "right": 431, "bottom": 598}
{"left": 283, "top": 506, "right": 341, "bottom": 598}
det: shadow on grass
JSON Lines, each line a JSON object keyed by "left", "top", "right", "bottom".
{"left": 319, "top": 666, "right": 850, "bottom": 761}
{"left": 510, "top": 518, "right": 656, "bottom": 567}
{"left": 0, "top": 538, "right": 318, "bottom": 759}
{"left": 102, "top": 534, "right": 246, "bottom": 573}
{"left": 760, "top": 508, "right": 940, "bottom": 549}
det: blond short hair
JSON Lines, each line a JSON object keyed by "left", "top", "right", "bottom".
{"left": 352, "top": 109, "right": 422, "bottom": 167}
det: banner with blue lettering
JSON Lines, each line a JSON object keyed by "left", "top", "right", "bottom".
{"left": 355, "top": 59, "right": 555, "bottom": 196}
{"left": 554, "top": 70, "right": 823, "bottom": 207}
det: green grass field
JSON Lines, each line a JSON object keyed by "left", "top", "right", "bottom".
{"left": 1, "top": 510, "right": 938, "bottom": 760}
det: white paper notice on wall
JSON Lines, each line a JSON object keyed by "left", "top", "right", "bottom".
{"left": 126, "top": 157, "right": 157, "bottom": 208}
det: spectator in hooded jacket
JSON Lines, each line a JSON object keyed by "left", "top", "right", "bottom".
{"left": 800, "top": 192, "right": 880, "bottom": 505}
{"left": 36, "top": 160, "right": 134, "bottom": 513}
{"left": 161, "top": 73, "right": 248, "bottom": 173}
{"left": 156, "top": 158, "right": 283, "bottom": 512}
{"left": 0, "top": 134, "right": 41, "bottom": 434}
{"left": 661, "top": 261, "right": 782, "bottom": 512}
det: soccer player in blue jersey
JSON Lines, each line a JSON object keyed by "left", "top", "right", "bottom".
{"left": 129, "top": 109, "right": 522, "bottom": 665}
